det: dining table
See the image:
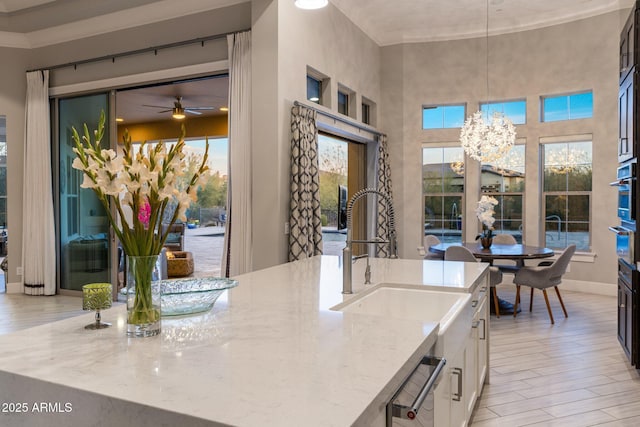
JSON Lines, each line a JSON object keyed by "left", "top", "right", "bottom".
{"left": 429, "top": 242, "right": 555, "bottom": 314}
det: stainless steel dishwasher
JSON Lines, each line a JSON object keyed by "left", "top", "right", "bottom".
{"left": 386, "top": 355, "right": 446, "bottom": 427}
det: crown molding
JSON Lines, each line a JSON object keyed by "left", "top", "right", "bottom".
{"left": 0, "top": 0, "right": 246, "bottom": 48}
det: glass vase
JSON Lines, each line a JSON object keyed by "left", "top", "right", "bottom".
{"left": 126, "top": 255, "right": 161, "bottom": 337}
{"left": 480, "top": 236, "right": 493, "bottom": 249}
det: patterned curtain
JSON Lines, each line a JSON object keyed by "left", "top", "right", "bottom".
{"left": 376, "top": 134, "right": 395, "bottom": 257}
{"left": 289, "top": 105, "right": 323, "bottom": 261}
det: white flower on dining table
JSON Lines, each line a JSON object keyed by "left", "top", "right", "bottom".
{"left": 475, "top": 195, "right": 498, "bottom": 239}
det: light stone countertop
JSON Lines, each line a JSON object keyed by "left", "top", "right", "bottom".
{"left": 0, "top": 256, "right": 488, "bottom": 427}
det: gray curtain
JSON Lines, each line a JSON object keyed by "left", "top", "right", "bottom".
{"left": 376, "top": 134, "right": 395, "bottom": 258}
{"left": 289, "top": 105, "right": 323, "bottom": 261}
{"left": 222, "top": 30, "right": 252, "bottom": 277}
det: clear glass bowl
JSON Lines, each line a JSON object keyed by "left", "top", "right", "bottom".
{"left": 160, "top": 277, "right": 238, "bottom": 317}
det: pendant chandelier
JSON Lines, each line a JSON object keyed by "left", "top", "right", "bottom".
{"left": 460, "top": 0, "right": 516, "bottom": 162}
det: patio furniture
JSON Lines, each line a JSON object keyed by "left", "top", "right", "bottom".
{"left": 162, "top": 222, "right": 185, "bottom": 252}
{"left": 167, "top": 251, "right": 194, "bottom": 277}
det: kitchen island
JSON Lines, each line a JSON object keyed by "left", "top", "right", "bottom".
{"left": 0, "top": 256, "right": 488, "bottom": 426}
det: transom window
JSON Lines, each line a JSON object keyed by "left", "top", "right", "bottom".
{"left": 542, "top": 140, "right": 592, "bottom": 250}
{"left": 480, "top": 144, "right": 526, "bottom": 242}
{"left": 422, "top": 146, "right": 464, "bottom": 243}
{"left": 480, "top": 100, "right": 526, "bottom": 125}
{"left": 422, "top": 104, "right": 466, "bottom": 129}
{"left": 541, "top": 91, "right": 593, "bottom": 122}
{"left": 307, "top": 75, "right": 322, "bottom": 104}
{"left": 338, "top": 90, "right": 349, "bottom": 115}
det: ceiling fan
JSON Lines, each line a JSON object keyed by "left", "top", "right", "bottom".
{"left": 143, "top": 96, "right": 215, "bottom": 119}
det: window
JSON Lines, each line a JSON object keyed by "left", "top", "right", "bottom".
{"left": 307, "top": 66, "right": 330, "bottom": 107}
{"left": 422, "top": 104, "right": 466, "bottom": 129}
{"left": 541, "top": 91, "right": 593, "bottom": 122}
{"left": 362, "top": 102, "right": 371, "bottom": 125}
{"left": 422, "top": 146, "right": 464, "bottom": 243}
{"left": 542, "top": 141, "right": 592, "bottom": 250}
{"left": 338, "top": 90, "right": 349, "bottom": 115}
{"left": 361, "top": 96, "right": 376, "bottom": 126}
{"left": 307, "top": 75, "right": 322, "bottom": 104}
{"left": 480, "top": 100, "right": 526, "bottom": 125}
{"left": 481, "top": 144, "right": 525, "bottom": 242}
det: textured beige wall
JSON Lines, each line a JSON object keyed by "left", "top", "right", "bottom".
{"left": 381, "top": 10, "right": 624, "bottom": 286}
{"left": 248, "top": 0, "right": 382, "bottom": 269}
{"left": 0, "top": 47, "right": 29, "bottom": 287}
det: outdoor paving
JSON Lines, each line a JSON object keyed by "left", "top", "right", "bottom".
{"left": 183, "top": 226, "right": 225, "bottom": 277}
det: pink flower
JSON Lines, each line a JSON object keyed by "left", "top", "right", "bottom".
{"left": 138, "top": 199, "right": 151, "bottom": 228}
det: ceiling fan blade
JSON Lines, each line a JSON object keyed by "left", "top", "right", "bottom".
{"left": 157, "top": 109, "right": 172, "bottom": 113}
{"left": 142, "top": 104, "right": 171, "bottom": 109}
{"left": 186, "top": 106, "right": 216, "bottom": 110}
{"left": 185, "top": 109, "right": 202, "bottom": 115}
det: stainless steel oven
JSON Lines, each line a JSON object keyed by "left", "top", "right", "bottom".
{"left": 610, "top": 225, "right": 635, "bottom": 266}
{"left": 612, "top": 161, "right": 636, "bottom": 223}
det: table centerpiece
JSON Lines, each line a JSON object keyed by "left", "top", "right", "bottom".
{"left": 475, "top": 195, "right": 498, "bottom": 249}
{"left": 71, "top": 111, "right": 209, "bottom": 337}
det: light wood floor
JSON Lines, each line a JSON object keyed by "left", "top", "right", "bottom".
{"left": 471, "top": 284, "right": 640, "bottom": 426}
{"left": 0, "top": 292, "right": 85, "bottom": 334}
{"left": 2, "top": 285, "right": 639, "bottom": 425}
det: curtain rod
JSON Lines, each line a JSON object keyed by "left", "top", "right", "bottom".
{"left": 27, "top": 28, "right": 250, "bottom": 73}
{"left": 293, "top": 100, "right": 386, "bottom": 138}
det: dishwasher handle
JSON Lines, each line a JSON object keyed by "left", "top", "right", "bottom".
{"left": 389, "top": 356, "right": 447, "bottom": 421}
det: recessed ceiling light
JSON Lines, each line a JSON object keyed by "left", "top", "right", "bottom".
{"left": 295, "top": 0, "right": 328, "bottom": 10}
{"left": 219, "top": 107, "right": 229, "bottom": 112}
{"left": 115, "top": 118, "right": 124, "bottom": 123}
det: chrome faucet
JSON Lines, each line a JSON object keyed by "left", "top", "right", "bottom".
{"left": 342, "top": 188, "right": 398, "bottom": 294}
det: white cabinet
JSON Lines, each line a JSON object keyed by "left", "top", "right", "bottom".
{"left": 434, "top": 278, "right": 490, "bottom": 427}
{"left": 474, "top": 294, "right": 489, "bottom": 390}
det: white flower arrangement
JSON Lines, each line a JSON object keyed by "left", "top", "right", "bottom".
{"left": 475, "top": 195, "right": 498, "bottom": 238}
{"left": 71, "top": 111, "right": 210, "bottom": 256}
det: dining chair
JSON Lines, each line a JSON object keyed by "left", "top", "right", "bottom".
{"left": 491, "top": 234, "right": 522, "bottom": 274}
{"left": 512, "top": 244, "right": 576, "bottom": 324}
{"left": 417, "top": 234, "right": 444, "bottom": 260}
{"left": 445, "top": 245, "right": 503, "bottom": 317}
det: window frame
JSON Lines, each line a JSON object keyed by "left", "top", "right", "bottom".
{"left": 422, "top": 144, "right": 465, "bottom": 243}
{"left": 540, "top": 139, "right": 593, "bottom": 251}
{"left": 480, "top": 143, "right": 526, "bottom": 242}
{"left": 479, "top": 99, "right": 527, "bottom": 125}
{"left": 540, "top": 90, "right": 594, "bottom": 122}
{"left": 422, "top": 103, "right": 467, "bottom": 129}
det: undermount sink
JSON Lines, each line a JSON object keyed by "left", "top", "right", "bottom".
{"left": 332, "top": 286, "right": 470, "bottom": 333}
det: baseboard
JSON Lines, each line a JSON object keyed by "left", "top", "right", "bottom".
{"left": 6, "top": 282, "right": 23, "bottom": 294}
{"left": 561, "top": 279, "right": 617, "bottom": 297}
{"left": 498, "top": 276, "right": 617, "bottom": 297}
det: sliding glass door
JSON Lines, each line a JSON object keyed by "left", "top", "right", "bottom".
{"left": 56, "top": 93, "right": 112, "bottom": 292}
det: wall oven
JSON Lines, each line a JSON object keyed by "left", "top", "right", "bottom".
{"left": 610, "top": 226, "right": 635, "bottom": 266}
{"left": 611, "top": 160, "right": 636, "bottom": 223}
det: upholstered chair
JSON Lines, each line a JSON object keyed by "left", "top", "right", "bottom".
{"left": 445, "top": 245, "right": 503, "bottom": 317}
{"left": 417, "top": 234, "right": 444, "bottom": 260}
{"left": 492, "top": 233, "right": 522, "bottom": 273}
{"left": 512, "top": 244, "right": 576, "bottom": 324}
